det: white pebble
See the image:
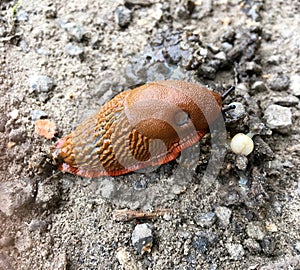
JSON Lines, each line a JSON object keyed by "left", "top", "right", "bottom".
{"left": 230, "top": 133, "right": 254, "bottom": 156}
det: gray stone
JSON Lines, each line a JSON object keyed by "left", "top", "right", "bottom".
{"left": 251, "top": 81, "right": 267, "bottom": 92}
{"left": 192, "top": 236, "right": 210, "bottom": 255}
{"left": 30, "top": 110, "right": 47, "bottom": 121}
{"left": 249, "top": 116, "right": 272, "bottom": 136}
{"left": 268, "top": 73, "right": 289, "bottom": 91}
{"left": 226, "top": 243, "right": 245, "bottom": 260}
{"left": 245, "top": 61, "right": 262, "bottom": 74}
{"left": 131, "top": 223, "right": 153, "bottom": 254}
{"left": 16, "top": 10, "right": 29, "bottom": 22}
{"left": 115, "top": 6, "right": 132, "bottom": 28}
{"left": 214, "top": 51, "right": 227, "bottom": 61}
{"left": 35, "top": 182, "right": 60, "bottom": 208}
{"left": 28, "top": 75, "right": 55, "bottom": 93}
{"left": 243, "top": 238, "right": 261, "bottom": 254}
{"left": 28, "top": 219, "right": 48, "bottom": 232}
{"left": 64, "top": 22, "right": 84, "bottom": 42}
{"left": 226, "top": 102, "right": 246, "bottom": 122}
{"left": 261, "top": 236, "right": 276, "bottom": 256}
{"left": 235, "top": 155, "right": 248, "bottom": 170}
{"left": 290, "top": 74, "right": 300, "bottom": 97}
{"left": 0, "top": 180, "right": 35, "bottom": 216}
{"left": 246, "top": 222, "right": 266, "bottom": 240}
{"left": 124, "top": 0, "right": 153, "bottom": 6}
{"left": 215, "top": 206, "right": 232, "bottom": 226}
{"left": 264, "top": 104, "right": 292, "bottom": 133}
{"left": 266, "top": 55, "right": 281, "bottom": 65}
{"left": 235, "top": 83, "right": 249, "bottom": 96}
{"left": 194, "top": 211, "right": 217, "bottom": 227}
{"left": 65, "top": 43, "right": 84, "bottom": 57}
{"left": 198, "top": 64, "right": 216, "bottom": 79}
{"left": 273, "top": 95, "right": 299, "bottom": 107}
{"left": 221, "top": 42, "right": 233, "bottom": 52}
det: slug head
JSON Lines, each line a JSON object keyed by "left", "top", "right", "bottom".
{"left": 124, "top": 80, "right": 222, "bottom": 147}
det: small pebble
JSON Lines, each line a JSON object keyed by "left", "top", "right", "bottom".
{"left": 131, "top": 223, "right": 153, "bottom": 254}
{"left": 220, "top": 27, "right": 235, "bottom": 43}
{"left": 125, "top": 0, "right": 152, "bottom": 7}
{"left": 226, "top": 243, "right": 245, "bottom": 260}
{"left": 207, "top": 43, "right": 219, "bottom": 53}
{"left": 245, "top": 61, "right": 262, "bottom": 74}
{"left": 247, "top": 4, "right": 261, "bottom": 21}
{"left": 194, "top": 211, "right": 217, "bottom": 227}
{"left": 243, "top": 238, "right": 261, "bottom": 254}
{"left": 19, "top": 40, "right": 29, "bottom": 53}
{"left": 246, "top": 222, "right": 266, "bottom": 240}
{"left": 34, "top": 119, "right": 57, "bottom": 139}
{"left": 36, "top": 47, "right": 51, "bottom": 56}
{"left": 253, "top": 136, "right": 274, "bottom": 160}
{"left": 264, "top": 104, "right": 292, "bottom": 133}
{"left": 16, "top": 10, "right": 29, "bottom": 22}
{"left": 8, "top": 109, "right": 19, "bottom": 120}
{"left": 251, "top": 81, "right": 267, "bottom": 92}
{"left": 265, "top": 221, "right": 278, "bottom": 232}
{"left": 28, "top": 75, "right": 55, "bottom": 93}
{"left": 198, "top": 64, "right": 216, "bottom": 79}
{"left": 235, "top": 155, "right": 248, "bottom": 170}
{"left": 215, "top": 206, "right": 232, "bottom": 226}
{"left": 268, "top": 73, "right": 290, "bottom": 91}
{"left": 249, "top": 116, "right": 272, "bottom": 136}
{"left": 272, "top": 95, "right": 299, "bottom": 107}
{"left": 0, "top": 180, "right": 35, "bottom": 216}
{"left": 35, "top": 182, "right": 60, "bottom": 208}
{"left": 44, "top": 7, "right": 57, "bottom": 19}
{"left": 64, "top": 22, "right": 84, "bottom": 42}
{"left": 221, "top": 42, "right": 233, "bottom": 52}
{"left": 214, "top": 51, "right": 227, "bottom": 61}
{"left": 133, "top": 179, "right": 147, "bottom": 190}
{"left": 116, "top": 247, "right": 138, "bottom": 270}
{"left": 226, "top": 102, "right": 246, "bottom": 122}
{"left": 192, "top": 236, "right": 210, "bottom": 255}
{"left": 266, "top": 55, "right": 281, "bottom": 65}
{"left": 30, "top": 110, "right": 47, "bottom": 121}
{"left": 290, "top": 74, "right": 300, "bottom": 97}
{"left": 172, "top": 184, "right": 186, "bottom": 195}
{"left": 28, "top": 219, "right": 48, "bottom": 233}
{"left": 261, "top": 236, "right": 276, "bottom": 256}
{"left": 234, "top": 83, "right": 249, "bottom": 96}
{"left": 65, "top": 43, "right": 84, "bottom": 57}
{"left": 115, "top": 6, "right": 132, "bottom": 28}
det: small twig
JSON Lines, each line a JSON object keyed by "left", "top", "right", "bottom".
{"left": 112, "top": 208, "right": 171, "bottom": 222}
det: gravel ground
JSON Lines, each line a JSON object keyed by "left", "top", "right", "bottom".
{"left": 0, "top": 0, "right": 299, "bottom": 269}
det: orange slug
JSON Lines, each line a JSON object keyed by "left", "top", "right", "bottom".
{"left": 52, "top": 80, "right": 234, "bottom": 178}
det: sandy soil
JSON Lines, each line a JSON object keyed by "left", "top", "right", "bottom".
{"left": 0, "top": 0, "right": 299, "bottom": 269}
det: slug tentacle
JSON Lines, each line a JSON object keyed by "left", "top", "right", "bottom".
{"left": 52, "top": 80, "right": 233, "bottom": 178}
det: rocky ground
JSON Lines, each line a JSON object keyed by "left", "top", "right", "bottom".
{"left": 0, "top": 0, "right": 299, "bottom": 269}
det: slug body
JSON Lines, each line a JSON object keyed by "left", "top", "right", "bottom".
{"left": 52, "top": 80, "right": 224, "bottom": 178}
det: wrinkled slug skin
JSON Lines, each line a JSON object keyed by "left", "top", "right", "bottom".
{"left": 52, "top": 80, "right": 223, "bottom": 178}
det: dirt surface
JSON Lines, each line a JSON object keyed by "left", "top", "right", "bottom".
{"left": 0, "top": 0, "right": 300, "bottom": 269}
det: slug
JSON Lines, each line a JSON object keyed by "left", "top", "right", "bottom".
{"left": 52, "top": 80, "right": 234, "bottom": 178}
